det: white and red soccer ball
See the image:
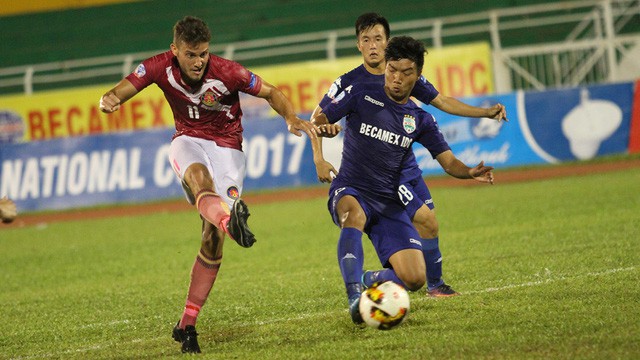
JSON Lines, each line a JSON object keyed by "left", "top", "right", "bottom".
{"left": 359, "top": 281, "right": 410, "bottom": 330}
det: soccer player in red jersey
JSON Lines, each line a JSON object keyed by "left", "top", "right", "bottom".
{"left": 99, "top": 16, "right": 317, "bottom": 354}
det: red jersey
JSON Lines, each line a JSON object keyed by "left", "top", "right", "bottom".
{"left": 126, "top": 51, "right": 263, "bottom": 150}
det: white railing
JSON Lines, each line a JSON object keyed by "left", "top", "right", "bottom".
{"left": 0, "top": 0, "right": 638, "bottom": 95}
{"left": 491, "top": 0, "right": 640, "bottom": 92}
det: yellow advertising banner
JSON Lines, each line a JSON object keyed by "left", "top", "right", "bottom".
{"left": 0, "top": 85, "right": 174, "bottom": 142}
{"left": 422, "top": 42, "right": 494, "bottom": 97}
{"left": 249, "top": 57, "right": 362, "bottom": 115}
{"left": 252, "top": 42, "right": 493, "bottom": 114}
{"left": 0, "top": 0, "right": 140, "bottom": 16}
{"left": 0, "top": 42, "right": 493, "bottom": 142}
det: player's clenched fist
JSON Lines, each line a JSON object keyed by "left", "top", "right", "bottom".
{"left": 487, "top": 103, "right": 507, "bottom": 122}
{"left": 99, "top": 92, "right": 121, "bottom": 113}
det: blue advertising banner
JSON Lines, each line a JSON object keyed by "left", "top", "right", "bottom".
{"left": 0, "top": 122, "right": 318, "bottom": 212}
{"left": 416, "top": 92, "right": 547, "bottom": 175}
{"left": 519, "top": 83, "right": 633, "bottom": 162}
{"left": 241, "top": 118, "right": 318, "bottom": 190}
{"left": 1, "top": 129, "right": 180, "bottom": 211}
{"left": 418, "top": 83, "right": 634, "bottom": 175}
{"left": 1, "top": 81, "right": 635, "bottom": 212}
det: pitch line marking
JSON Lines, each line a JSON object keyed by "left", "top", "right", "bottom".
{"left": 10, "top": 266, "right": 636, "bottom": 359}
{"left": 458, "top": 266, "right": 636, "bottom": 296}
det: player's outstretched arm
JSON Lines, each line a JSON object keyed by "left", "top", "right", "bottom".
{"left": 99, "top": 79, "right": 139, "bottom": 113}
{"left": 310, "top": 109, "right": 339, "bottom": 183}
{"left": 435, "top": 150, "right": 494, "bottom": 185}
{"left": 431, "top": 94, "right": 507, "bottom": 122}
{"left": 0, "top": 196, "right": 17, "bottom": 224}
{"left": 257, "top": 80, "right": 318, "bottom": 139}
{"left": 468, "top": 161, "right": 494, "bottom": 184}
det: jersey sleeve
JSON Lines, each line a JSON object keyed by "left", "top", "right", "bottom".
{"left": 125, "top": 54, "right": 166, "bottom": 91}
{"left": 216, "top": 57, "right": 263, "bottom": 96}
{"left": 411, "top": 76, "right": 439, "bottom": 105}
{"left": 237, "top": 68, "right": 263, "bottom": 96}
{"left": 318, "top": 75, "right": 346, "bottom": 109}
{"left": 416, "top": 112, "right": 450, "bottom": 158}
{"left": 321, "top": 84, "right": 357, "bottom": 124}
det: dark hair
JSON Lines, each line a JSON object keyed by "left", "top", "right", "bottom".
{"left": 384, "top": 36, "right": 426, "bottom": 73}
{"left": 173, "top": 16, "right": 211, "bottom": 45}
{"left": 355, "top": 13, "right": 390, "bottom": 39}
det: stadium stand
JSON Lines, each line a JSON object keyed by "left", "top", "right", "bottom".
{"left": 0, "top": 0, "right": 637, "bottom": 94}
{"left": 0, "top": 0, "right": 607, "bottom": 68}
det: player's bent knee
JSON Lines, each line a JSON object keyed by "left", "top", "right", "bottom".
{"left": 337, "top": 197, "right": 367, "bottom": 229}
{"left": 394, "top": 266, "right": 426, "bottom": 291}
{"left": 340, "top": 209, "right": 366, "bottom": 229}
{"left": 401, "top": 274, "right": 426, "bottom": 291}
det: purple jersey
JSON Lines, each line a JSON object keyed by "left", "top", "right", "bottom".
{"left": 322, "top": 82, "right": 449, "bottom": 205}
{"left": 319, "top": 65, "right": 440, "bottom": 183}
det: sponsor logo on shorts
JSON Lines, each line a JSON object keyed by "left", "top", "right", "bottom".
{"left": 227, "top": 186, "right": 239, "bottom": 199}
{"left": 409, "top": 238, "right": 422, "bottom": 246}
{"left": 333, "top": 187, "right": 346, "bottom": 196}
{"left": 331, "top": 187, "right": 347, "bottom": 212}
{"left": 134, "top": 63, "right": 146, "bottom": 78}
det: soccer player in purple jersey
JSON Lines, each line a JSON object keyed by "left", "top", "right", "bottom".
{"left": 99, "top": 16, "right": 317, "bottom": 353}
{"left": 312, "top": 36, "right": 495, "bottom": 324}
{"left": 311, "top": 13, "right": 507, "bottom": 297}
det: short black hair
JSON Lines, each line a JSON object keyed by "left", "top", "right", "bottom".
{"left": 355, "top": 13, "right": 390, "bottom": 39}
{"left": 173, "top": 16, "right": 211, "bottom": 46}
{"left": 384, "top": 36, "right": 426, "bottom": 73}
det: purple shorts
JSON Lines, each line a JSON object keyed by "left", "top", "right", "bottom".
{"left": 398, "top": 176, "right": 435, "bottom": 219}
{"left": 328, "top": 185, "right": 422, "bottom": 267}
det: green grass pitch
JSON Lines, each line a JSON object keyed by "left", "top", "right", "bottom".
{"left": 1, "top": 166, "right": 639, "bottom": 359}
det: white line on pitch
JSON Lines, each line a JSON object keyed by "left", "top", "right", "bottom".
{"left": 457, "top": 266, "right": 635, "bottom": 296}
{"left": 10, "top": 266, "right": 636, "bottom": 359}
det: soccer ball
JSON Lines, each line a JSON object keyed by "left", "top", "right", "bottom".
{"left": 359, "top": 281, "right": 410, "bottom": 330}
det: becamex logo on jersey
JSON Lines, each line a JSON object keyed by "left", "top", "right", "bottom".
{"left": 403, "top": 115, "right": 416, "bottom": 134}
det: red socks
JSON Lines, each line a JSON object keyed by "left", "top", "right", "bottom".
{"left": 179, "top": 251, "right": 222, "bottom": 328}
{"left": 195, "top": 190, "right": 230, "bottom": 230}
{"left": 179, "top": 190, "right": 228, "bottom": 329}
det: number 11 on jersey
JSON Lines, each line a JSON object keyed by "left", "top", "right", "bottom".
{"left": 187, "top": 105, "right": 200, "bottom": 119}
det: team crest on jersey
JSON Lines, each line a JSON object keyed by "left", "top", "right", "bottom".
{"left": 227, "top": 186, "right": 239, "bottom": 199}
{"left": 200, "top": 90, "right": 219, "bottom": 108}
{"left": 403, "top": 115, "right": 416, "bottom": 134}
{"left": 134, "top": 64, "right": 146, "bottom": 78}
